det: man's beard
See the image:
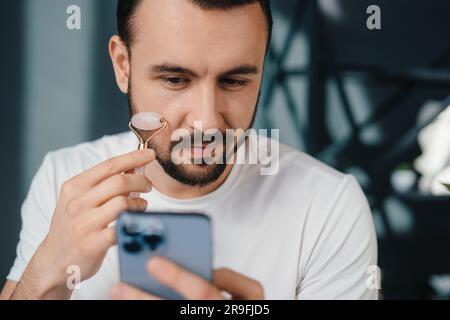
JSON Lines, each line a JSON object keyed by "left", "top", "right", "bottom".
{"left": 149, "top": 137, "right": 228, "bottom": 188}
{"left": 127, "top": 79, "right": 260, "bottom": 188}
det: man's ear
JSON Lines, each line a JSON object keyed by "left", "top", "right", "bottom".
{"left": 109, "top": 35, "right": 130, "bottom": 94}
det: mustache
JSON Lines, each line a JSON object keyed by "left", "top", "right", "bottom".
{"left": 170, "top": 130, "right": 227, "bottom": 148}
{"left": 168, "top": 129, "right": 248, "bottom": 165}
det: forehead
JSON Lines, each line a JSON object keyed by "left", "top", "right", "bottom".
{"left": 131, "top": 0, "right": 267, "bottom": 73}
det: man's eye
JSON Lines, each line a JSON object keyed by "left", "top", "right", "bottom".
{"left": 162, "top": 77, "right": 189, "bottom": 86}
{"left": 220, "top": 78, "right": 248, "bottom": 88}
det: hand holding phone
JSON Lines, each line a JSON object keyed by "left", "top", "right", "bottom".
{"left": 116, "top": 211, "right": 212, "bottom": 299}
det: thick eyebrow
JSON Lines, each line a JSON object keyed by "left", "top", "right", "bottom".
{"left": 149, "top": 64, "right": 198, "bottom": 78}
{"left": 219, "top": 65, "right": 259, "bottom": 77}
{"left": 148, "top": 64, "right": 259, "bottom": 78}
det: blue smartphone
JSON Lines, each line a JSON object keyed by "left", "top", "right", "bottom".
{"left": 116, "top": 211, "right": 212, "bottom": 300}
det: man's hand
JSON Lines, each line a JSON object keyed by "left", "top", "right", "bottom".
{"left": 10, "top": 149, "right": 155, "bottom": 300}
{"left": 110, "top": 257, "right": 265, "bottom": 300}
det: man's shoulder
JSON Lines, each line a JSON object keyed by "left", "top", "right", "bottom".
{"left": 248, "top": 134, "right": 347, "bottom": 188}
{"left": 249, "top": 135, "right": 373, "bottom": 237}
{"left": 279, "top": 142, "right": 344, "bottom": 182}
{"left": 241, "top": 134, "right": 369, "bottom": 217}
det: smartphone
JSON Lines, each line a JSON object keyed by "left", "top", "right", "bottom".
{"left": 116, "top": 211, "right": 212, "bottom": 300}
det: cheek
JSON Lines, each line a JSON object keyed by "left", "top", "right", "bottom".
{"left": 221, "top": 91, "right": 258, "bottom": 129}
{"left": 131, "top": 77, "right": 169, "bottom": 111}
{"left": 130, "top": 76, "right": 186, "bottom": 128}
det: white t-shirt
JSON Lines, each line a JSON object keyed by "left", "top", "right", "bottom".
{"left": 7, "top": 132, "right": 378, "bottom": 300}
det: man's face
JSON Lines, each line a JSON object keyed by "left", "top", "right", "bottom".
{"left": 114, "top": 0, "right": 267, "bottom": 186}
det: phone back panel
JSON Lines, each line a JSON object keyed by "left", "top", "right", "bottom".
{"left": 116, "top": 211, "right": 212, "bottom": 300}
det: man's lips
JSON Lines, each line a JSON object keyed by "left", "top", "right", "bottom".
{"left": 184, "top": 144, "right": 216, "bottom": 158}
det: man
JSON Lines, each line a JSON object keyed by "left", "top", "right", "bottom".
{"left": 1, "top": 0, "right": 378, "bottom": 300}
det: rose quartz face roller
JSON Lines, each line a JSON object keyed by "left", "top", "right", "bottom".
{"left": 129, "top": 112, "right": 167, "bottom": 198}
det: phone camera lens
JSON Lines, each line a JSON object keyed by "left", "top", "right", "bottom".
{"left": 123, "top": 239, "right": 142, "bottom": 253}
{"left": 122, "top": 222, "right": 140, "bottom": 236}
{"left": 143, "top": 233, "right": 164, "bottom": 251}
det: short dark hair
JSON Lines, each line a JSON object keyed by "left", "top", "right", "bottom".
{"left": 117, "top": 0, "right": 273, "bottom": 52}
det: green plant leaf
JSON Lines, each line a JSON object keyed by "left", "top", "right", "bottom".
{"left": 442, "top": 183, "right": 450, "bottom": 191}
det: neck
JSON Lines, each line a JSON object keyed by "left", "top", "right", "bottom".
{"left": 144, "top": 160, "right": 234, "bottom": 199}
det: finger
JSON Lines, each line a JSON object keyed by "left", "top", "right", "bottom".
{"left": 67, "top": 149, "right": 155, "bottom": 192}
{"left": 91, "top": 196, "right": 148, "bottom": 228}
{"left": 80, "top": 174, "right": 152, "bottom": 208}
{"left": 98, "top": 226, "right": 117, "bottom": 250}
{"left": 213, "top": 268, "right": 264, "bottom": 300}
{"left": 147, "top": 257, "right": 223, "bottom": 300}
{"left": 110, "top": 283, "right": 162, "bottom": 300}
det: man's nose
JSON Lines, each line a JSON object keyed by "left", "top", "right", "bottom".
{"left": 185, "top": 83, "right": 224, "bottom": 131}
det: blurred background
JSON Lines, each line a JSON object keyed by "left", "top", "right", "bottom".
{"left": 1, "top": 0, "right": 450, "bottom": 299}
